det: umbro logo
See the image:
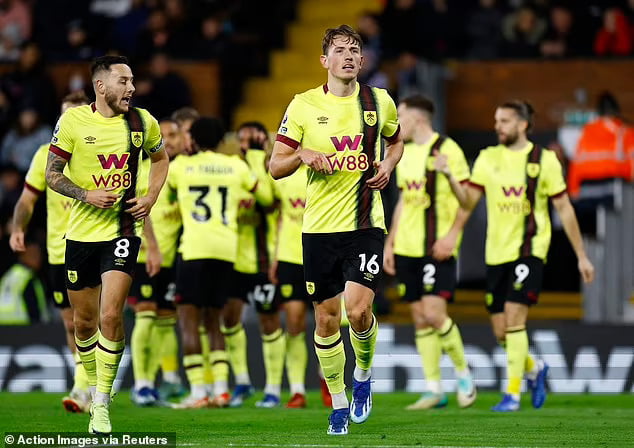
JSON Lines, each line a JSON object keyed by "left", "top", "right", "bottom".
{"left": 84, "top": 136, "right": 96, "bottom": 144}
{"left": 317, "top": 116, "right": 328, "bottom": 124}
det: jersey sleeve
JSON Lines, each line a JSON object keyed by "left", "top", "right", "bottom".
{"left": 238, "top": 158, "right": 258, "bottom": 193}
{"left": 24, "top": 145, "right": 49, "bottom": 194}
{"left": 245, "top": 150, "right": 273, "bottom": 206}
{"left": 378, "top": 89, "right": 400, "bottom": 143}
{"left": 469, "top": 149, "right": 488, "bottom": 190}
{"left": 275, "top": 96, "right": 303, "bottom": 149}
{"left": 142, "top": 110, "right": 164, "bottom": 154}
{"left": 166, "top": 156, "right": 181, "bottom": 191}
{"left": 49, "top": 110, "right": 75, "bottom": 160}
{"left": 542, "top": 150, "right": 567, "bottom": 197}
{"left": 444, "top": 139, "right": 470, "bottom": 182}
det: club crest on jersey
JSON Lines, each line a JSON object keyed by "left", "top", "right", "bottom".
{"left": 141, "top": 284, "right": 153, "bottom": 299}
{"left": 363, "top": 111, "right": 377, "bottom": 126}
{"left": 67, "top": 270, "right": 78, "bottom": 283}
{"left": 281, "top": 284, "right": 293, "bottom": 298}
{"left": 306, "top": 282, "right": 315, "bottom": 295}
{"left": 131, "top": 131, "right": 143, "bottom": 148}
{"left": 527, "top": 163, "right": 540, "bottom": 178}
{"left": 54, "top": 291, "right": 64, "bottom": 304}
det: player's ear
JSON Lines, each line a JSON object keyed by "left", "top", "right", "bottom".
{"left": 320, "top": 54, "right": 328, "bottom": 70}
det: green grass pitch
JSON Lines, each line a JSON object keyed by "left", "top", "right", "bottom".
{"left": 1, "top": 391, "right": 633, "bottom": 447}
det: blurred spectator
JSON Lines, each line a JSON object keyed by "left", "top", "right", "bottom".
{"left": 195, "top": 14, "right": 231, "bottom": 60}
{"left": 380, "top": 0, "right": 425, "bottom": 59}
{"left": 466, "top": 0, "right": 503, "bottom": 59}
{"left": 54, "top": 19, "right": 102, "bottom": 61}
{"left": 133, "top": 52, "right": 191, "bottom": 119}
{"left": 502, "top": 6, "right": 546, "bottom": 58}
{"left": 0, "top": 42, "right": 57, "bottom": 127}
{"left": 593, "top": 7, "right": 632, "bottom": 56}
{"left": 0, "top": 162, "right": 21, "bottom": 220}
{"left": 111, "top": 0, "right": 150, "bottom": 56}
{"left": 359, "top": 49, "right": 389, "bottom": 89}
{"left": 0, "top": 108, "right": 52, "bottom": 173}
{"left": 0, "top": 239, "right": 48, "bottom": 325}
{"left": 419, "top": 0, "right": 465, "bottom": 60}
{"left": 540, "top": 6, "right": 589, "bottom": 58}
{"left": 0, "top": 0, "right": 31, "bottom": 61}
{"left": 358, "top": 11, "right": 383, "bottom": 59}
{"left": 163, "top": 0, "right": 195, "bottom": 57}
{"left": 135, "top": 8, "right": 172, "bottom": 60}
{"left": 89, "top": 0, "right": 131, "bottom": 18}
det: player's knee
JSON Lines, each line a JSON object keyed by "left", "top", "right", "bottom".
{"left": 346, "top": 306, "right": 370, "bottom": 329}
{"left": 286, "top": 317, "right": 305, "bottom": 336}
{"left": 315, "top": 310, "right": 339, "bottom": 333}
{"left": 73, "top": 315, "right": 97, "bottom": 338}
{"left": 423, "top": 310, "right": 446, "bottom": 329}
{"left": 100, "top": 309, "right": 123, "bottom": 328}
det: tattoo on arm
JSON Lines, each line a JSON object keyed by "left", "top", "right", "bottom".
{"left": 13, "top": 199, "right": 34, "bottom": 231}
{"left": 45, "top": 152, "right": 86, "bottom": 202}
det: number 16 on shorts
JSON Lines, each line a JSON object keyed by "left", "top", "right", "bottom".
{"left": 358, "top": 253, "right": 380, "bottom": 282}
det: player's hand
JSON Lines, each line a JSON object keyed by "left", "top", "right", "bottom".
{"left": 125, "top": 195, "right": 155, "bottom": 220}
{"left": 433, "top": 149, "right": 450, "bottom": 175}
{"left": 366, "top": 160, "right": 392, "bottom": 190}
{"left": 9, "top": 230, "right": 25, "bottom": 252}
{"left": 298, "top": 148, "right": 333, "bottom": 174}
{"left": 578, "top": 255, "right": 595, "bottom": 283}
{"left": 86, "top": 187, "right": 119, "bottom": 208}
{"left": 145, "top": 244, "right": 162, "bottom": 278}
{"left": 268, "top": 260, "right": 279, "bottom": 285}
{"left": 432, "top": 234, "right": 456, "bottom": 261}
{"left": 383, "top": 243, "right": 396, "bottom": 276}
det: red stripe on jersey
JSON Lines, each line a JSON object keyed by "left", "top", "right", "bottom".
{"left": 384, "top": 125, "right": 401, "bottom": 144}
{"left": 24, "top": 182, "right": 43, "bottom": 195}
{"left": 550, "top": 189, "right": 567, "bottom": 199}
{"left": 91, "top": 102, "right": 97, "bottom": 112}
{"left": 250, "top": 181, "right": 259, "bottom": 193}
{"left": 323, "top": 84, "right": 328, "bottom": 94}
{"left": 468, "top": 181, "right": 484, "bottom": 192}
{"left": 49, "top": 145, "right": 71, "bottom": 160}
{"left": 275, "top": 134, "right": 300, "bottom": 150}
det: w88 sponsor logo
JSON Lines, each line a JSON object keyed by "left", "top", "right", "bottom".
{"left": 325, "top": 153, "right": 369, "bottom": 172}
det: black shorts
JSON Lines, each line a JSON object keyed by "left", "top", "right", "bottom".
{"left": 303, "top": 228, "right": 384, "bottom": 303}
{"left": 65, "top": 237, "right": 141, "bottom": 290}
{"left": 49, "top": 264, "right": 70, "bottom": 308}
{"left": 175, "top": 259, "right": 233, "bottom": 309}
{"left": 395, "top": 255, "right": 456, "bottom": 303}
{"left": 232, "top": 271, "right": 279, "bottom": 314}
{"left": 486, "top": 256, "right": 544, "bottom": 314}
{"left": 276, "top": 261, "right": 309, "bottom": 304}
{"left": 129, "top": 264, "right": 176, "bottom": 310}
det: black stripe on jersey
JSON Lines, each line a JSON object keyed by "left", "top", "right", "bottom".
{"left": 120, "top": 108, "right": 144, "bottom": 237}
{"left": 255, "top": 204, "right": 270, "bottom": 273}
{"left": 423, "top": 135, "right": 446, "bottom": 255}
{"left": 356, "top": 84, "right": 379, "bottom": 229}
{"left": 520, "top": 144, "right": 543, "bottom": 258}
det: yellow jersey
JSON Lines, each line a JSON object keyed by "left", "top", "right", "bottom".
{"left": 50, "top": 104, "right": 163, "bottom": 242}
{"left": 469, "top": 142, "right": 567, "bottom": 265}
{"left": 273, "top": 164, "right": 308, "bottom": 265}
{"left": 276, "top": 83, "right": 400, "bottom": 233}
{"left": 394, "top": 134, "right": 470, "bottom": 258}
{"left": 24, "top": 144, "right": 73, "bottom": 265}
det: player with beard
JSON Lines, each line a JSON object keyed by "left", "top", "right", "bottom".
{"left": 444, "top": 100, "right": 594, "bottom": 412}
{"left": 46, "top": 55, "right": 169, "bottom": 433}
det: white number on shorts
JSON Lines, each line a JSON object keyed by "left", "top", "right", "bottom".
{"left": 358, "top": 253, "right": 380, "bottom": 275}
{"left": 252, "top": 284, "right": 276, "bottom": 305}
{"left": 423, "top": 263, "right": 436, "bottom": 285}
{"left": 114, "top": 239, "right": 130, "bottom": 258}
{"left": 515, "top": 263, "right": 530, "bottom": 284}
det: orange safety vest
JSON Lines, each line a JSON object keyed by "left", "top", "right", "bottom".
{"left": 567, "top": 117, "right": 634, "bottom": 198}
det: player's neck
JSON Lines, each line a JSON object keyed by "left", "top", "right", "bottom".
{"left": 326, "top": 76, "right": 357, "bottom": 97}
{"left": 506, "top": 135, "right": 529, "bottom": 151}
{"left": 94, "top": 97, "right": 118, "bottom": 118}
{"left": 412, "top": 127, "right": 434, "bottom": 145}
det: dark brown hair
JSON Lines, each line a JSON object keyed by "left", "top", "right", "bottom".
{"left": 401, "top": 94, "right": 435, "bottom": 117}
{"left": 322, "top": 25, "right": 363, "bottom": 55}
{"left": 499, "top": 100, "right": 535, "bottom": 131}
{"left": 62, "top": 91, "right": 90, "bottom": 105}
{"left": 90, "top": 55, "right": 129, "bottom": 80}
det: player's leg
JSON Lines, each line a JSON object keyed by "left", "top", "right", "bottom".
{"left": 256, "top": 309, "right": 285, "bottom": 408}
{"left": 204, "top": 306, "right": 231, "bottom": 407}
{"left": 154, "top": 308, "right": 184, "bottom": 400}
{"left": 222, "top": 296, "right": 253, "bottom": 407}
{"left": 199, "top": 310, "right": 214, "bottom": 397}
{"left": 284, "top": 299, "right": 308, "bottom": 408}
{"left": 59, "top": 303, "right": 91, "bottom": 413}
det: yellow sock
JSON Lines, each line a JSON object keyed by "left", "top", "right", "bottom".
{"left": 131, "top": 310, "right": 156, "bottom": 382}
{"left": 438, "top": 318, "right": 468, "bottom": 373}
{"left": 262, "top": 328, "right": 285, "bottom": 395}
{"left": 209, "top": 350, "right": 229, "bottom": 395}
{"left": 75, "top": 331, "right": 99, "bottom": 388}
{"left": 349, "top": 314, "right": 378, "bottom": 371}
{"left": 499, "top": 339, "right": 537, "bottom": 377}
{"left": 199, "top": 325, "right": 214, "bottom": 385}
{"left": 155, "top": 316, "right": 179, "bottom": 376}
{"left": 314, "top": 331, "right": 346, "bottom": 394}
{"left": 222, "top": 323, "right": 250, "bottom": 384}
{"left": 72, "top": 350, "right": 89, "bottom": 390}
{"left": 285, "top": 332, "right": 307, "bottom": 395}
{"left": 415, "top": 328, "right": 442, "bottom": 393}
{"left": 95, "top": 333, "right": 125, "bottom": 395}
{"left": 506, "top": 326, "right": 528, "bottom": 396}
{"left": 183, "top": 353, "right": 205, "bottom": 387}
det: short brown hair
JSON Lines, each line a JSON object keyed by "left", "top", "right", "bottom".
{"left": 322, "top": 25, "right": 363, "bottom": 55}
{"left": 499, "top": 100, "right": 535, "bottom": 132}
{"left": 62, "top": 91, "right": 90, "bottom": 106}
{"left": 401, "top": 94, "right": 434, "bottom": 116}
{"left": 171, "top": 107, "right": 200, "bottom": 125}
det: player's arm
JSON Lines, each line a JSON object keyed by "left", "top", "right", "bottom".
{"left": 9, "top": 187, "right": 40, "bottom": 252}
{"left": 126, "top": 149, "right": 169, "bottom": 219}
{"left": 46, "top": 151, "right": 119, "bottom": 208}
{"left": 143, "top": 216, "right": 162, "bottom": 277}
{"left": 551, "top": 193, "right": 595, "bottom": 283}
{"left": 366, "top": 133, "right": 404, "bottom": 190}
{"left": 270, "top": 141, "right": 334, "bottom": 178}
{"left": 383, "top": 193, "right": 403, "bottom": 275}
{"left": 433, "top": 149, "right": 468, "bottom": 207}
